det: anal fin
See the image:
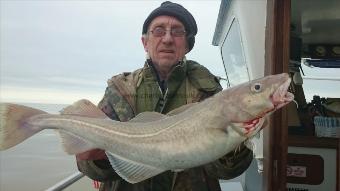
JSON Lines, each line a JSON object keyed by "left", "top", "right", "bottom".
{"left": 106, "top": 151, "right": 165, "bottom": 183}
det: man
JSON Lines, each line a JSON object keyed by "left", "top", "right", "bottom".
{"left": 76, "top": 1, "right": 253, "bottom": 191}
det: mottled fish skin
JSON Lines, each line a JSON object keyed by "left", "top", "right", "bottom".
{"left": 0, "top": 73, "right": 294, "bottom": 183}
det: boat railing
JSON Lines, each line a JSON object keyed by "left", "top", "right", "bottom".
{"left": 45, "top": 171, "right": 84, "bottom": 191}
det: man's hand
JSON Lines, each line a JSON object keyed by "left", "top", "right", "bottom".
{"left": 76, "top": 149, "right": 108, "bottom": 161}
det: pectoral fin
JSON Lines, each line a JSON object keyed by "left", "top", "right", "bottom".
{"left": 230, "top": 117, "right": 266, "bottom": 138}
{"left": 106, "top": 152, "right": 165, "bottom": 183}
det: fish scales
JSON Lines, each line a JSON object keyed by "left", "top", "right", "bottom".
{"left": 0, "top": 73, "right": 294, "bottom": 183}
{"left": 27, "top": 103, "right": 230, "bottom": 168}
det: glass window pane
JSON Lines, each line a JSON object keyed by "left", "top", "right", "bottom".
{"left": 221, "top": 19, "right": 249, "bottom": 87}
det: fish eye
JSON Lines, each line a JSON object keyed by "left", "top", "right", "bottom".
{"left": 251, "top": 83, "right": 262, "bottom": 93}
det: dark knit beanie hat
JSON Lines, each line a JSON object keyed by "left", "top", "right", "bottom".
{"left": 142, "top": 1, "right": 197, "bottom": 52}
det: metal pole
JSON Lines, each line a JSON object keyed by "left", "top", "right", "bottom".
{"left": 45, "top": 172, "right": 84, "bottom": 191}
{"left": 303, "top": 77, "right": 340, "bottom": 81}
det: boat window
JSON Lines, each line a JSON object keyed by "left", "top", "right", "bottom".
{"left": 301, "top": 60, "right": 340, "bottom": 102}
{"left": 221, "top": 18, "right": 249, "bottom": 87}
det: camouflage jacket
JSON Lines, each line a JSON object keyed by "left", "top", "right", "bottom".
{"left": 77, "top": 60, "right": 253, "bottom": 191}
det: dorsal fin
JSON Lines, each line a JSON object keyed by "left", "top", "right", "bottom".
{"left": 166, "top": 102, "right": 196, "bottom": 116}
{"left": 58, "top": 99, "right": 106, "bottom": 154}
{"left": 129, "top": 112, "right": 167, "bottom": 123}
{"left": 106, "top": 151, "right": 165, "bottom": 183}
{"left": 60, "top": 99, "right": 107, "bottom": 119}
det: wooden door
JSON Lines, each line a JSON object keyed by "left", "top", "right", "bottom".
{"left": 264, "top": 0, "right": 291, "bottom": 190}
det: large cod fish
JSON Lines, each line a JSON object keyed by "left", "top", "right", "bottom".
{"left": 0, "top": 73, "right": 294, "bottom": 183}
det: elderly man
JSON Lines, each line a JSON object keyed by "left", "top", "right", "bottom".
{"left": 76, "top": 1, "right": 253, "bottom": 191}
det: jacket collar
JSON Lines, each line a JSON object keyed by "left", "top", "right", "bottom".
{"left": 142, "top": 59, "right": 187, "bottom": 97}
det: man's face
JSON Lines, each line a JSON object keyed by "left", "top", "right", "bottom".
{"left": 142, "top": 16, "right": 188, "bottom": 72}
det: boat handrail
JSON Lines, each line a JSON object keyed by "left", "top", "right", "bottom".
{"left": 45, "top": 171, "right": 84, "bottom": 191}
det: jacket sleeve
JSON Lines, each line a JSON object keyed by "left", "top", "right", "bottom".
{"left": 204, "top": 143, "right": 253, "bottom": 179}
{"left": 76, "top": 87, "right": 122, "bottom": 182}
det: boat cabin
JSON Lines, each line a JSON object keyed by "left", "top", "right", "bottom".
{"left": 212, "top": 0, "right": 340, "bottom": 190}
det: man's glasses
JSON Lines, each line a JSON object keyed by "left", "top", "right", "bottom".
{"left": 149, "top": 27, "right": 186, "bottom": 37}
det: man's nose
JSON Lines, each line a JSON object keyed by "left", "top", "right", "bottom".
{"left": 161, "top": 31, "right": 174, "bottom": 43}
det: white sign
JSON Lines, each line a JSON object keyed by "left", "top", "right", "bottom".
{"left": 287, "top": 166, "right": 307, "bottom": 177}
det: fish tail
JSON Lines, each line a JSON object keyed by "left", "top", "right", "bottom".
{"left": 0, "top": 103, "right": 47, "bottom": 150}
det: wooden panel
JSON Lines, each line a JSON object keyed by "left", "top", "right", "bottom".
{"left": 264, "top": 0, "right": 291, "bottom": 190}
{"left": 288, "top": 136, "right": 340, "bottom": 190}
{"left": 337, "top": 140, "right": 339, "bottom": 191}
{"left": 287, "top": 153, "right": 324, "bottom": 185}
{"left": 288, "top": 135, "right": 339, "bottom": 148}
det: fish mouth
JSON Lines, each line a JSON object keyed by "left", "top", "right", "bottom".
{"left": 242, "top": 77, "right": 294, "bottom": 124}
{"left": 271, "top": 77, "right": 294, "bottom": 109}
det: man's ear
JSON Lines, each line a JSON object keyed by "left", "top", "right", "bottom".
{"left": 183, "top": 38, "right": 190, "bottom": 54}
{"left": 141, "top": 36, "right": 148, "bottom": 52}
{"left": 185, "top": 43, "right": 190, "bottom": 54}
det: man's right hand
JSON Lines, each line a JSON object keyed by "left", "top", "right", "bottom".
{"left": 76, "top": 149, "right": 108, "bottom": 161}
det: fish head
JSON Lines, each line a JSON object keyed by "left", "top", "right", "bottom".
{"left": 219, "top": 73, "right": 294, "bottom": 134}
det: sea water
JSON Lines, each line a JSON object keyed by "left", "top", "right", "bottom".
{"left": 0, "top": 103, "right": 246, "bottom": 191}
{"left": 0, "top": 103, "right": 78, "bottom": 191}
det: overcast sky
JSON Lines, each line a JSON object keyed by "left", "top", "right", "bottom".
{"left": 1, "top": 0, "right": 339, "bottom": 105}
{"left": 1, "top": 0, "right": 224, "bottom": 104}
